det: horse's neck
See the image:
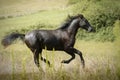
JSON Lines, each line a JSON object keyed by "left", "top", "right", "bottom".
{"left": 57, "top": 22, "right": 69, "bottom": 30}
{"left": 67, "top": 19, "right": 79, "bottom": 37}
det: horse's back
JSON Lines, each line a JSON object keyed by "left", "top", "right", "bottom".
{"left": 24, "top": 30, "right": 65, "bottom": 50}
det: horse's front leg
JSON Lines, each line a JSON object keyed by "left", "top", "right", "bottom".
{"left": 73, "top": 48, "right": 85, "bottom": 68}
{"left": 62, "top": 47, "right": 85, "bottom": 68}
{"left": 61, "top": 48, "right": 75, "bottom": 64}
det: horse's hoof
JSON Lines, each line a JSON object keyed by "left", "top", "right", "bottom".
{"left": 61, "top": 60, "right": 65, "bottom": 63}
{"left": 81, "top": 60, "right": 85, "bottom": 68}
{"left": 47, "top": 62, "right": 51, "bottom": 67}
{"left": 36, "top": 63, "right": 40, "bottom": 68}
{"left": 61, "top": 60, "right": 69, "bottom": 64}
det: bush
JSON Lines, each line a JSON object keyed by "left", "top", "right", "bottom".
{"left": 113, "top": 20, "right": 120, "bottom": 47}
{"left": 113, "top": 20, "right": 120, "bottom": 40}
{"left": 68, "top": 0, "right": 81, "bottom": 4}
{"left": 68, "top": 0, "right": 120, "bottom": 41}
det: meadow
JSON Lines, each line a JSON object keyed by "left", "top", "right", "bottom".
{"left": 0, "top": 0, "right": 120, "bottom": 80}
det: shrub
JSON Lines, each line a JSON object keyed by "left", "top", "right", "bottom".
{"left": 113, "top": 20, "right": 120, "bottom": 47}
{"left": 69, "top": 0, "right": 120, "bottom": 41}
{"left": 113, "top": 20, "right": 120, "bottom": 40}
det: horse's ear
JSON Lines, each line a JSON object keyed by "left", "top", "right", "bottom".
{"left": 68, "top": 14, "right": 72, "bottom": 19}
{"left": 79, "top": 14, "right": 84, "bottom": 19}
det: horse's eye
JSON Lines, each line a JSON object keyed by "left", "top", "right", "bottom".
{"left": 80, "top": 20, "right": 86, "bottom": 26}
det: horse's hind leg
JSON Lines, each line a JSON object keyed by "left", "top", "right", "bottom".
{"left": 31, "top": 48, "right": 51, "bottom": 67}
{"left": 62, "top": 47, "right": 85, "bottom": 68}
{"left": 40, "top": 56, "right": 51, "bottom": 66}
{"left": 31, "top": 48, "right": 42, "bottom": 67}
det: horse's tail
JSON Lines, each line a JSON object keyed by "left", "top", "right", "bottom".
{"left": 1, "top": 32, "right": 25, "bottom": 47}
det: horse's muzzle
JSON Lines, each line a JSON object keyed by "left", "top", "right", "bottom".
{"left": 88, "top": 26, "right": 96, "bottom": 32}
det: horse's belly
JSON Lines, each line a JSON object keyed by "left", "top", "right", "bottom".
{"left": 41, "top": 43, "right": 63, "bottom": 51}
{"left": 39, "top": 32, "right": 64, "bottom": 50}
{"left": 43, "top": 47, "right": 63, "bottom": 51}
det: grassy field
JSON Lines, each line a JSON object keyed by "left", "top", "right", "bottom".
{"left": 0, "top": 0, "right": 69, "bottom": 39}
{"left": 0, "top": 40, "right": 120, "bottom": 80}
{"left": 0, "top": 0, "right": 120, "bottom": 80}
{"left": 0, "top": 0, "right": 68, "bottom": 18}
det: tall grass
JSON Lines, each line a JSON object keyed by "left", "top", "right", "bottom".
{"left": 2, "top": 41, "right": 117, "bottom": 80}
{"left": 11, "top": 51, "right": 15, "bottom": 80}
{"left": 21, "top": 57, "right": 27, "bottom": 80}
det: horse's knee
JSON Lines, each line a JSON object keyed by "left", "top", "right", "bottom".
{"left": 75, "top": 50, "right": 83, "bottom": 57}
{"left": 71, "top": 53, "right": 75, "bottom": 59}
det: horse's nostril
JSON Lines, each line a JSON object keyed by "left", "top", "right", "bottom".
{"left": 87, "top": 26, "right": 96, "bottom": 32}
{"left": 88, "top": 27, "right": 92, "bottom": 32}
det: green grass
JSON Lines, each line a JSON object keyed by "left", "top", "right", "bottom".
{"left": 0, "top": 0, "right": 69, "bottom": 39}
{"left": 0, "top": 9, "right": 70, "bottom": 40}
{"left": 0, "top": 0, "right": 68, "bottom": 18}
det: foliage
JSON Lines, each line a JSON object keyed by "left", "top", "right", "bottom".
{"left": 68, "top": 0, "right": 81, "bottom": 4}
{"left": 113, "top": 20, "right": 120, "bottom": 49}
{"left": 113, "top": 20, "right": 120, "bottom": 40}
{"left": 77, "top": 27, "right": 115, "bottom": 42}
{"left": 68, "top": 0, "right": 120, "bottom": 42}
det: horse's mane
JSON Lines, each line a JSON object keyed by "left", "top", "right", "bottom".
{"left": 58, "top": 14, "right": 83, "bottom": 30}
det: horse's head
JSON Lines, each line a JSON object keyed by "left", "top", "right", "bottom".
{"left": 78, "top": 14, "right": 95, "bottom": 32}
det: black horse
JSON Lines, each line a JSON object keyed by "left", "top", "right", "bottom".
{"left": 1, "top": 14, "right": 95, "bottom": 68}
